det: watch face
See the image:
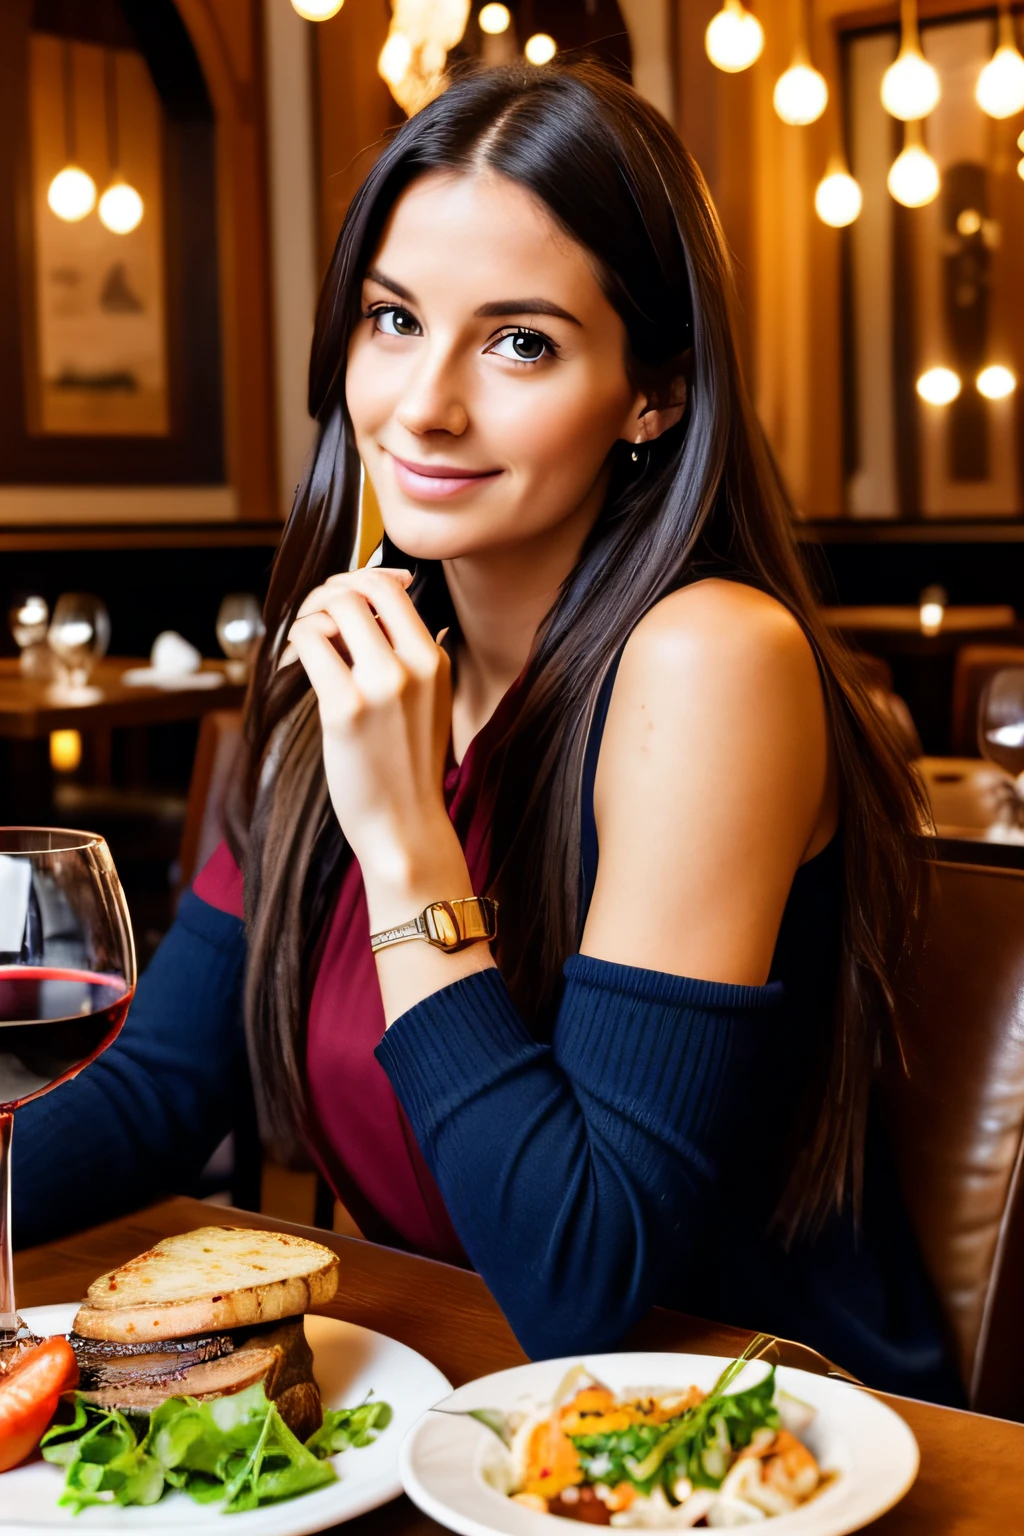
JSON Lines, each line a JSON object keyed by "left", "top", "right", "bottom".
{"left": 426, "top": 902, "right": 461, "bottom": 949}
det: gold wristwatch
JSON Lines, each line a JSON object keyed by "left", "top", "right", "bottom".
{"left": 370, "top": 897, "right": 499, "bottom": 954}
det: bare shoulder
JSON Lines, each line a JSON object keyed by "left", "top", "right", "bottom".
{"left": 582, "top": 579, "right": 837, "bottom": 982}
{"left": 620, "top": 578, "right": 820, "bottom": 695}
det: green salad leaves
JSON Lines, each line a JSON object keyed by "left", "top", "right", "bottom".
{"left": 40, "top": 1383, "right": 392, "bottom": 1516}
{"left": 569, "top": 1360, "right": 780, "bottom": 1496}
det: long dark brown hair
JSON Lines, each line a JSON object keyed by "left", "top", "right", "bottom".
{"left": 229, "top": 60, "right": 928, "bottom": 1238}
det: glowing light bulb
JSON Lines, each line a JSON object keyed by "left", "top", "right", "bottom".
{"left": 290, "top": 0, "right": 344, "bottom": 18}
{"left": 47, "top": 165, "right": 97, "bottom": 222}
{"left": 379, "top": 32, "right": 413, "bottom": 86}
{"left": 1019, "top": 128, "right": 1024, "bottom": 150}
{"left": 881, "top": 48, "right": 941, "bottom": 119}
{"left": 976, "top": 43, "right": 1024, "bottom": 118}
{"left": 773, "top": 62, "right": 828, "bottom": 125}
{"left": 49, "top": 729, "right": 82, "bottom": 774}
{"left": 814, "top": 167, "right": 863, "bottom": 227}
{"left": 98, "top": 181, "right": 143, "bottom": 234}
{"left": 956, "top": 207, "right": 982, "bottom": 236}
{"left": 977, "top": 365, "right": 1017, "bottom": 400}
{"left": 888, "top": 143, "right": 940, "bottom": 207}
{"left": 705, "top": 1, "right": 764, "bottom": 74}
{"left": 524, "top": 32, "right": 556, "bottom": 64}
{"left": 478, "top": 3, "right": 510, "bottom": 34}
{"left": 916, "top": 367, "right": 961, "bottom": 405}
{"left": 918, "top": 586, "right": 947, "bottom": 637}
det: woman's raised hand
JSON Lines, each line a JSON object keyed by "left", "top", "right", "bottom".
{"left": 281, "top": 569, "right": 459, "bottom": 898}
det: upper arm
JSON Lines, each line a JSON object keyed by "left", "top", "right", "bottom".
{"left": 579, "top": 580, "right": 837, "bottom": 985}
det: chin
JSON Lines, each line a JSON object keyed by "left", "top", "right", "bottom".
{"left": 379, "top": 504, "right": 514, "bottom": 564}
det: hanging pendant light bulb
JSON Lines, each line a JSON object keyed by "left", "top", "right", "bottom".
{"left": 47, "top": 41, "right": 96, "bottom": 222}
{"left": 881, "top": 0, "right": 940, "bottom": 120}
{"left": 98, "top": 51, "right": 143, "bottom": 235}
{"left": 814, "top": 155, "right": 863, "bottom": 227}
{"left": 976, "top": 5, "right": 1024, "bottom": 118}
{"left": 887, "top": 119, "right": 940, "bottom": 207}
{"left": 290, "top": 0, "right": 345, "bottom": 18}
{"left": 774, "top": 0, "right": 828, "bottom": 124}
{"left": 705, "top": 0, "right": 764, "bottom": 74}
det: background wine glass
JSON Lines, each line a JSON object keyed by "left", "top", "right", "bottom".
{"left": 47, "top": 593, "right": 111, "bottom": 699}
{"left": 7, "top": 594, "right": 50, "bottom": 679}
{"left": 978, "top": 668, "right": 1024, "bottom": 779}
{"left": 216, "top": 592, "right": 265, "bottom": 683}
{"left": 0, "top": 829, "right": 135, "bottom": 1341}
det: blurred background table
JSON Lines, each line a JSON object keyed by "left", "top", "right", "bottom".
{"left": 0, "top": 656, "right": 244, "bottom": 739}
{"left": 15, "top": 1197, "right": 1024, "bottom": 1536}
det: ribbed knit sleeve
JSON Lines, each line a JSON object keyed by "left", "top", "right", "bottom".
{"left": 375, "top": 954, "right": 783, "bottom": 1359}
{"left": 12, "top": 889, "right": 247, "bottom": 1249}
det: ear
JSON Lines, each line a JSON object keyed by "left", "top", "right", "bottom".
{"left": 633, "top": 371, "right": 688, "bottom": 445}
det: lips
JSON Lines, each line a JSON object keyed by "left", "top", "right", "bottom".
{"left": 388, "top": 452, "right": 502, "bottom": 501}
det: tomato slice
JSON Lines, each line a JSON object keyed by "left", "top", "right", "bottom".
{"left": 0, "top": 1336, "right": 79, "bottom": 1472}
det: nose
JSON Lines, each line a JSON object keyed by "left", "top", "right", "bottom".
{"left": 395, "top": 342, "right": 469, "bottom": 439}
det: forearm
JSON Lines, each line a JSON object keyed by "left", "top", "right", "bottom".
{"left": 364, "top": 819, "right": 496, "bottom": 1026}
{"left": 376, "top": 956, "right": 782, "bottom": 1357}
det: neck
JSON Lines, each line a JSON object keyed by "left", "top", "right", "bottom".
{"left": 444, "top": 478, "right": 605, "bottom": 757}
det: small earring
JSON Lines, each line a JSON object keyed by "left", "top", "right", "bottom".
{"left": 630, "top": 449, "right": 639, "bottom": 463}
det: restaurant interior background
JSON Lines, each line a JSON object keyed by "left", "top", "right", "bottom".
{"left": 2, "top": 0, "right": 1024, "bottom": 1221}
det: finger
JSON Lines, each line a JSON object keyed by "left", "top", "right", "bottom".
{"left": 319, "top": 589, "right": 407, "bottom": 690}
{"left": 286, "top": 616, "right": 363, "bottom": 720}
{"left": 336, "top": 572, "right": 439, "bottom": 676}
{"left": 297, "top": 569, "right": 412, "bottom": 622}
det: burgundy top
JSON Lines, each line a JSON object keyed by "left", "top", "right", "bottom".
{"left": 193, "top": 683, "right": 521, "bottom": 1261}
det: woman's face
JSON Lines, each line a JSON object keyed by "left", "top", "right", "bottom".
{"left": 346, "top": 170, "right": 647, "bottom": 563}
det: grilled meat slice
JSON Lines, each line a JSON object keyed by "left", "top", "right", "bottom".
{"left": 76, "top": 1317, "right": 322, "bottom": 1440}
{"left": 70, "top": 1330, "right": 235, "bottom": 1389}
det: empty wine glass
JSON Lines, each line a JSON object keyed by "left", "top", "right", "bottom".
{"left": 216, "top": 593, "right": 265, "bottom": 683}
{"left": 978, "top": 668, "right": 1024, "bottom": 778}
{"left": 0, "top": 829, "right": 135, "bottom": 1340}
{"left": 7, "top": 595, "right": 50, "bottom": 678}
{"left": 47, "top": 593, "right": 111, "bottom": 700}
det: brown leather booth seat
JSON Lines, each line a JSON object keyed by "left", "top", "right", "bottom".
{"left": 886, "top": 859, "right": 1024, "bottom": 1420}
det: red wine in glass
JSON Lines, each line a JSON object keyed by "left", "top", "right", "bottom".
{"left": 0, "top": 829, "right": 135, "bottom": 1342}
{"left": 0, "top": 967, "right": 134, "bottom": 1112}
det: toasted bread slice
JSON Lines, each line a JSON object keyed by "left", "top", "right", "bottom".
{"left": 73, "top": 1226, "right": 340, "bottom": 1343}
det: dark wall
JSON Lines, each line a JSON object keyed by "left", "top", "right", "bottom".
{"left": 800, "top": 527, "right": 1024, "bottom": 611}
{"left": 0, "top": 538, "right": 276, "bottom": 660}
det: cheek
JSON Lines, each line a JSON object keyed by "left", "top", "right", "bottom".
{"left": 489, "top": 365, "right": 632, "bottom": 483}
{"left": 345, "top": 338, "right": 399, "bottom": 442}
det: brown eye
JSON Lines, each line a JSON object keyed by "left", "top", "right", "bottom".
{"left": 374, "top": 306, "right": 420, "bottom": 337}
{"left": 490, "top": 329, "right": 552, "bottom": 363}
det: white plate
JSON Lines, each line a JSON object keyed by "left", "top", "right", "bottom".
{"left": 399, "top": 1352, "right": 919, "bottom": 1536}
{"left": 3, "top": 1303, "right": 451, "bottom": 1536}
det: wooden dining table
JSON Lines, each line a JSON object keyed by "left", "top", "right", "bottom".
{"left": 14, "top": 1197, "right": 1024, "bottom": 1534}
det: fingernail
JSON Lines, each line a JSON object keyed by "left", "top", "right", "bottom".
{"left": 436, "top": 626, "right": 450, "bottom": 646}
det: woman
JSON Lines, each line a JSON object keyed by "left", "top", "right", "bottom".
{"left": 15, "top": 61, "right": 958, "bottom": 1402}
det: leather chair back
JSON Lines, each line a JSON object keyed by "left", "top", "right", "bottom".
{"left": 950, "top": 644, "right": 1024, "bottom": 755}
{"left": 177, "top": 708, "right": 244, "bottom": 891}
{"left": 886, "top": 859, "right": 1024, "bottom": 1419}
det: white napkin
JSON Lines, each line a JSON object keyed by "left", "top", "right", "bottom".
{"left": 122, "top": 632, "right": 224, "bottom": 689}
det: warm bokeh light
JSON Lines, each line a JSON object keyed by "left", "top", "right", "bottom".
{"left": 290, "top": 0, "right": 345, "bottom": 18}
{"left": 918, "top": 585, "right": 947, "bottom": 636}
{"left": 773, "top": 63, "right": 828, "bottom": 125}
{"left": 814, "top": 169, "right": 863, "bottom": 227}
{"left": 50, "top": 730, "right": 83, "bottom": 774}
{"left": 881, "top": 48, "right": 940, "bottom": 120}
{"left": 98, "top": 181, "right": 143, "bottom": 235}
{"left": 524, "top": 32, "right": 556, "bottom": 64}
{"left": 956, "top": 207, "right": 982, "bottom": 236}
{"left": 379, "top": 31, "right": 413, "bottom": 86}
{"left": 976, "top": 42, "right": 1024, "bottom": 118}
{"left": 1018, "top": 156, "right": 1024, "bottom": 182}
{"left": 705, "top": 1, "right": 764, "bottom": 74}
{"left": 977, "top": 365, "right": 1017, "bottom": 400}
{"left": 887, "top": 143, "right": 940, "bottom": 207}
{"left": 47, "top": 165, "right": 97, "bottom": 222}
{"left": 478, "top": 3, "right": 511, "bottom": 34}
{"left": 916, "top": 367, "right": 961, "bottom": 405}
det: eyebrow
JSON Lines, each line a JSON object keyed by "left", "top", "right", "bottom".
{"left": 365, "top": 268, "right": 582, "bottom": 327}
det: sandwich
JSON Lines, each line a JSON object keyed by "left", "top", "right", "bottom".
{"left": 67, "top": 1225, "right": 339, "bottom": 1441}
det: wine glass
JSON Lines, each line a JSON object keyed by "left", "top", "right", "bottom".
{"left": 978, "top": 668, "right": 1024, "bottom": 777}
{"left": 0, "top": 829, "right": 135, "bottom": 1340}
{"left": 8, "top": 595, "right": 51, "bottom": 679}
{"left": 216, "top": 593, "right": 265, "bottom": 683}
{"left": 47, "top": 594, "right": 111, "bottom": 700}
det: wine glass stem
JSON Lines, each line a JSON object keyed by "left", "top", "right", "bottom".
{"left": 0, "top": 1111, "right": 19, "bottom": 1336}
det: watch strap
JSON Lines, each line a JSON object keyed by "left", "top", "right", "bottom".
{"left": 370, "top": 896, "right": 498, "bottom": 954}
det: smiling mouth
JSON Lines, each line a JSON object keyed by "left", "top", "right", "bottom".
{"left": 388, "top": 452, "right": 502, "bottom": 500}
